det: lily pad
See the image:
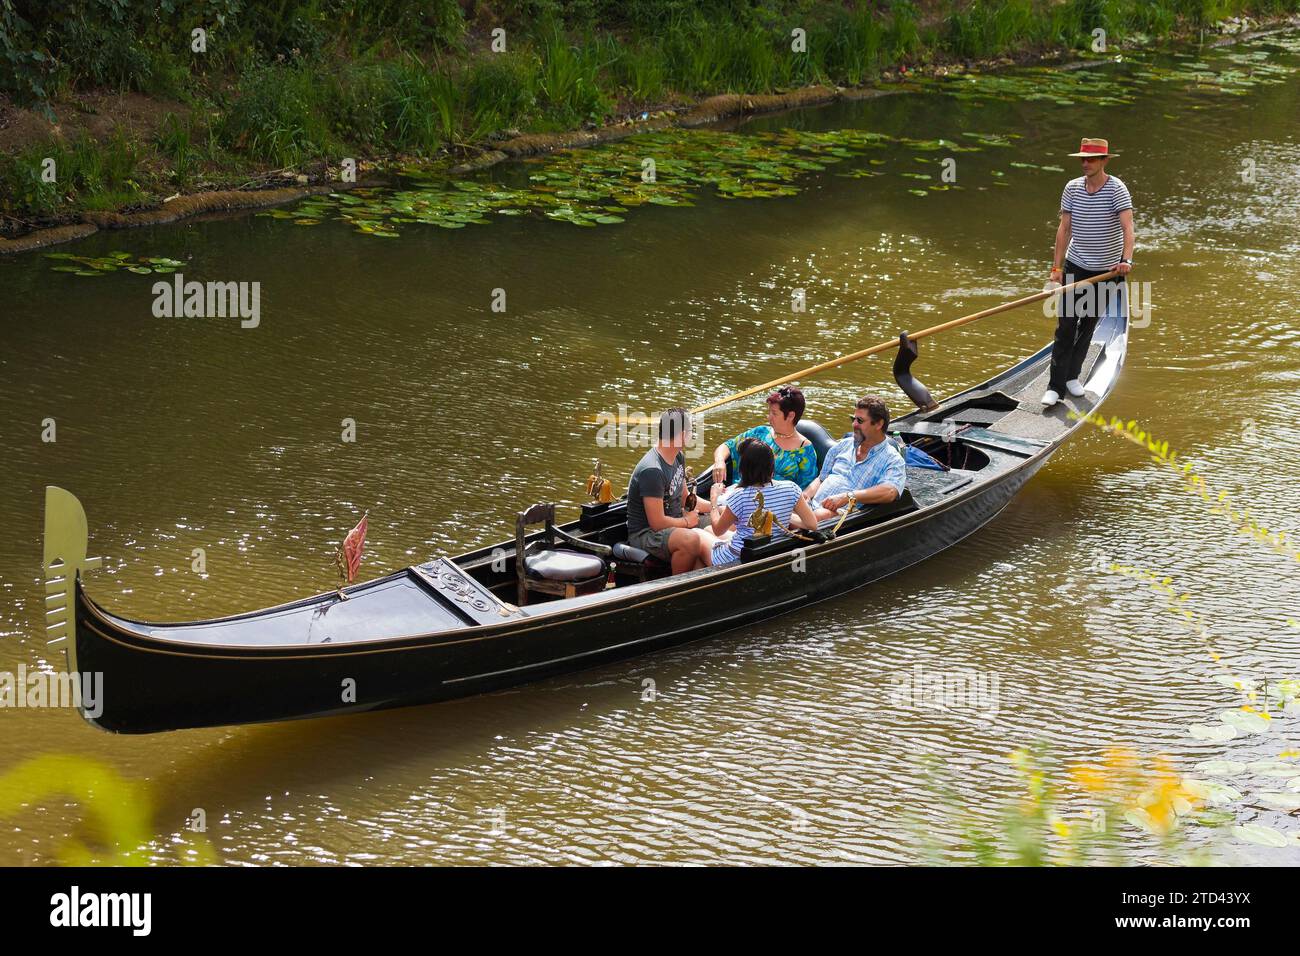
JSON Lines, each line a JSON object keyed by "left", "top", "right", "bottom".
{"left": 1258, "top": 792, "right": 1300, "bottom": 810}
{"left": 1189, "top": 723, "right": 1236, "bottom": 741}
{"left": 1194, "top": 760, "right": 1246, "bottom": 776}
{"left": 1183, "top": 779, "right": 1242, "bottom": 805}
{"left": 1233, "top": 823, "right": 1290, "bottom": 847}
{"left": 1220, "top": 709, "right": 1271, "bottom": 734}
{"left": 1246, "top": 760, "right": 1298, "bottom": 777}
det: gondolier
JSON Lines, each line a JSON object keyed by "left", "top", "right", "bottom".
{"left": 1042, "top": 137, "right": 1134, "bottom": 407}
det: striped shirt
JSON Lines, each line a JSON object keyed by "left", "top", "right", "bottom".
{"left": 712, "top": 479, "right": 803, "bottom": 566}
{"left": 812, "top": 436, "right": 907, "bottom": 507}
{"left": 1060, "top": 174, "right": 1133, "bottom": 270}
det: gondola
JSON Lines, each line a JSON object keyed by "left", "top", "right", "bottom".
{"left": 44, "top": 282, "right": 1128, "bottom": 734}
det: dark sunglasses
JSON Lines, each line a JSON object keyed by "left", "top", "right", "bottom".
{"left": 850, "top": 414, "right": 871, "bottom": 425}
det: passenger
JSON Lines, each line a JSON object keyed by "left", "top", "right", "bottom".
{"left": 797, "top": 395, "right": 906, "bottom": 526}
{"left": 625, "top": 407, "right": 712, "bottom": 574}
{"left": 710, "top": 385, "right": 819, "bottom": 491}
{"left": 699, "top": 439, "right": 818, "bottom": 568}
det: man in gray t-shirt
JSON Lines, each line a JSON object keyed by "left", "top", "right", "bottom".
{"left": 625, "top": 408, "right": 710, "bottom": 573}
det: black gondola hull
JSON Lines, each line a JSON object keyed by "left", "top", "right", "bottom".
{"left": 74, "top": 455, "right": 1042, "bottom": 733}
{"left": 67, "top": 287, "right": 1127, "bottom": 733}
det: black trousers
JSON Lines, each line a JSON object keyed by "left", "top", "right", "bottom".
{"left": 1048, "top": 258, "right": 1117, "bottom": 394}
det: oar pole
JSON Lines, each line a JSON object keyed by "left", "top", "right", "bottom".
{"left": 688, "top": 269, "right": 1119, "bottom": 416}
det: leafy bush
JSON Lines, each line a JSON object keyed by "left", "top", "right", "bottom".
{"left": 219, "top": 62, "right": 334, "bottom": 165}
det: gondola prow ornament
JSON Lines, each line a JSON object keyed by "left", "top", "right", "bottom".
{"left": 333, "top": 511, "right": 369, "bottom": 601}
{"left": 585, "top": 460, "right": 614, "bottom": 504}
{"left": 43, "top": 487, "right": 101, "bottom": 669}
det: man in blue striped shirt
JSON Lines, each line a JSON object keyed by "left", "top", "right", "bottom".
{"left": 801, "top": 395, "right": 906, "bottom": 523}
{"left": 1042, "top": 137, "right": 1135, "bottom": 408}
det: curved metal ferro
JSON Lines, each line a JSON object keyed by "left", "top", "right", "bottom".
{"left": 894, "top": 333, "right": 939, "bottom": 412}
{"left": 43, "top": 487, "right": 102, "bottom": 672}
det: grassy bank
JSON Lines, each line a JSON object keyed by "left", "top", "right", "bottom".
{"left": 2, "top": 0, "right": 1298, "bottom": 235}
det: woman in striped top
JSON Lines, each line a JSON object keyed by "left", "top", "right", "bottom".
{"left": 698, "top": 439, "right": 818, "bottom": 568}
{"left": 1043, "top": 137, "right": 1135, "bottom": 407}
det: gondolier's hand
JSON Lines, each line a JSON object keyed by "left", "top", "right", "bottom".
{"left": 1049, "top": 266, "right": 1063, "bottom": 282}
{"left": 1116, "top": 258, "right": 1132, "bottom": 276}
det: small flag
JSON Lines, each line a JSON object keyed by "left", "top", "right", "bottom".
{"left": 337, "top": 511, "right": 369, "bottom": 584}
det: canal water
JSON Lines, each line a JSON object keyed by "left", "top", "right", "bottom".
{"left": 1, "top": 35, "right": 1298, "bottom": 864}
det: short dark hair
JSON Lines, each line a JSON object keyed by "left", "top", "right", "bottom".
{"left": 856, "top": 395, "right": 890, "bottom": 432}
{"left": 766, "top": 385, "right": 805, "bottom": 424}
{"left": 737, "top": 437, "right": 775, "bottom": 487}
{"left": 659, "top": 407, "right": 692, "bottom": 442}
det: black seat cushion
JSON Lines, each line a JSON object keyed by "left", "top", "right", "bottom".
{"left": 796, "top": 418, "right": 836, "bottom": 470}
{"left": 525, "top": 549, "right": 606, "bottom": 581}
{"left": 611, "top": 542, "right": 652, "bottom": 564}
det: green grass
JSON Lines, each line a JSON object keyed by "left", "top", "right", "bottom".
{"left": 218, "top": 62, "right": 336, "bottom": 166}
{"left": 536, "top": 22, "right": 614, "bottom": 127}
{"left": 5, "top": 0, "right": 1300, "bottom": 226}
{"left": 0, "top": 128, "right": 145, "bottom": 218}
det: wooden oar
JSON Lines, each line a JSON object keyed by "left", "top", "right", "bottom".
{"left": 602, "top": 270, "right": 1120, "bottom": 424}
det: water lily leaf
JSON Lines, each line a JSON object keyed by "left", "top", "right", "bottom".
{"left": 1258, "top": 792, "right": 1300, "bottom": 810}
{"left": 1194, "top": 760, "right": 1246, "bottom": 776}
{"left": 43, "top": 252, "right": 76, "bottom": 260}
{"left": 907, "top": 189, "right": 928, "bottom": 196}
{"left": 126, "top": 266, "right": 153, "bottom": 274}
{"left": 1123, "top": 808, "right": 1162, "bottom": 834}
{"left": 1182, "top": 779, "right": 1241, "bottom": 805}
{"left": 1189, "top": 723, "right": 1236, "bottom": 741}
{"left": 1246, "top": 760, "right": 1297, "bottom": 776}
{"left": 1211, "top": 674, "right": 1258, "bottom": 690}
{"left": 1220, "top": 709, "right": 1270, "bottom": 734}
{"left": 109, "top": 251, "right": 132, "bottom": 259}
{"left": 51, "top": 265, "right": 83, "bottom": 273}
{"left": 1233, "top": 823, "right": 1290, "bottom": 847}
{"left": 1192, "top": 808, "right": 1236, "bottom": 827}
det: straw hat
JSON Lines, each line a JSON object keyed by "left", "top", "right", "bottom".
{"left": 1067, "top": 137, "right": 1117, "bottom": 158}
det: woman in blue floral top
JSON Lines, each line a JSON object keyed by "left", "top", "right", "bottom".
{"left": 710, "top": 385, "right": 819, "bottom": 490}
